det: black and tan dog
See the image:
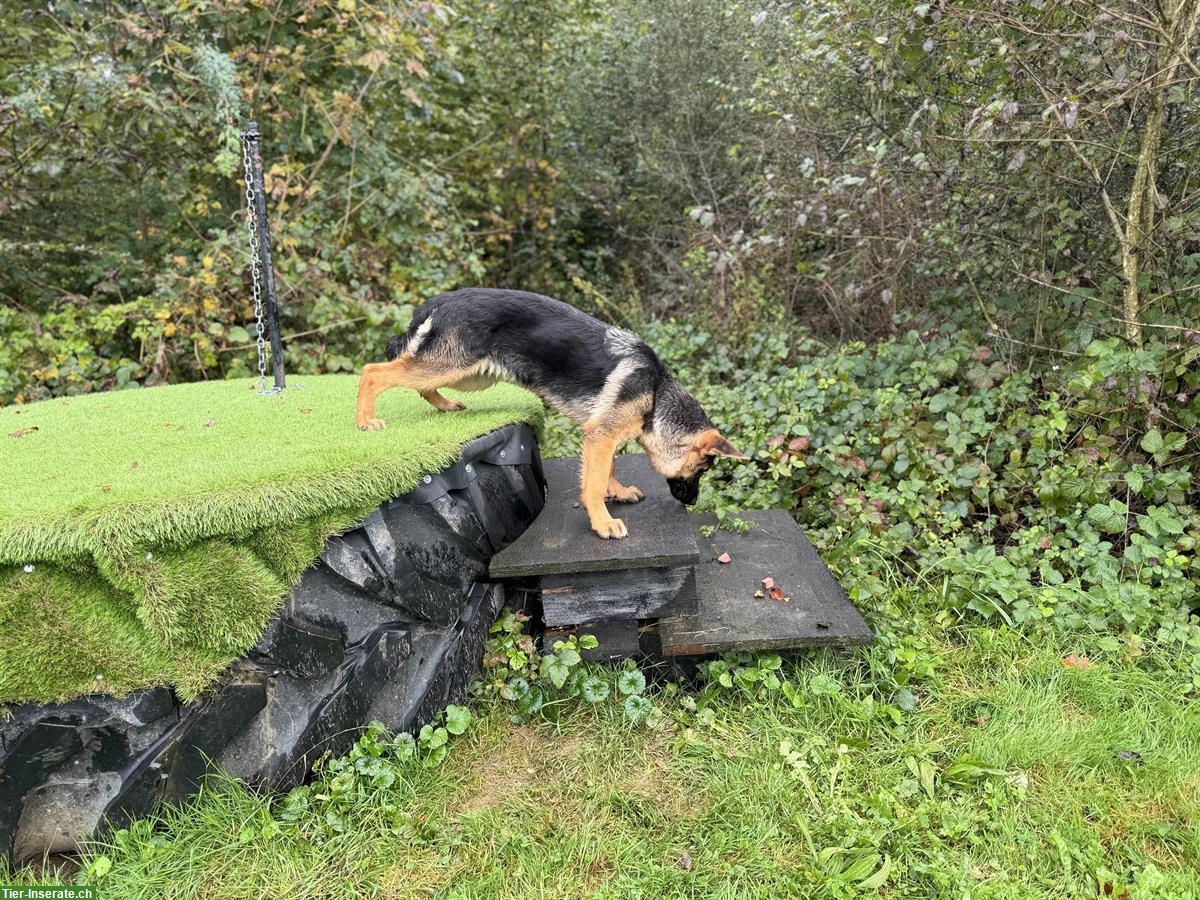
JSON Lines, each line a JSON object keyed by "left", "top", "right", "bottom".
{"left": 356, "top": 288, "right": 747, "bottom": 539}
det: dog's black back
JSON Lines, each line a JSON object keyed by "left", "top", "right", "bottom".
{"left": 387, "top": 288, "right": 711, "bottom": 434}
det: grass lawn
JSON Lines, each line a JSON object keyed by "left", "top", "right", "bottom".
{"left": 17, "top": 620, "right": 1198, "bottom": 899}
{"left": 0, "top": 377, "right": 541, "bottom": 703}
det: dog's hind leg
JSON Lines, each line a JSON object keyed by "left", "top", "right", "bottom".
{"left": 356, "top": 355, "right": 465, "bottom": 430}
{"left": 605, "top": 456, "right": 645, "bottom": 503}
{"left": 419, "top": 389, "right": 467, "bottom": 413}
{"left": 356, "top": 358, "right": 405, "bottom": 430}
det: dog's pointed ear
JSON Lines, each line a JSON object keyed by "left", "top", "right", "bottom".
{"left": 697, "top": 430, "right": 750, "bottom": 460}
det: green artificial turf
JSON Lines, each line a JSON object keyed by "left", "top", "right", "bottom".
{"left": 0, "top": 376, "right": 542, "bottom": 704}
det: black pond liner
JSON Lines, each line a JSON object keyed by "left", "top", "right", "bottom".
{"left": 0, "top": 423, "right": 544, "bottom": 863}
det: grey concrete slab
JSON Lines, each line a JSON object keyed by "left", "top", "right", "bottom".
{"left": 487, "top": 455, "right": 699, "bottom": 578}
{"left": 659, "top": 510, "right": 872, "bottom": 655}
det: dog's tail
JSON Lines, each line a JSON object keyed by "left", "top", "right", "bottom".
{"left": 385, "top": 335, "right": 405, "bottom": 361}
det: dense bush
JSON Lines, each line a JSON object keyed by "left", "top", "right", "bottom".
{"left": 4, "top": 1, "right": 1197, "bottom": 405}
{"left": 553, "top": 0, "right": 1200, "bottom": 345}
{"left": 0, "top": 0, "right": 593, "bottom": 403}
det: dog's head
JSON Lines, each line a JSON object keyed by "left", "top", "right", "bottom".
{"left": 658, "top": 428, "right": 750, "bottom": 505}
{"left": 640, "top": 380, "right": 749, "bottom": 504}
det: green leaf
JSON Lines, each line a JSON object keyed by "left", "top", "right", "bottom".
{"left": 578, "top": 634, "right": 600, "bottom": 650}
{"left": 1125, "top": 470, "right": 1144, "bottom": 494}
{"left": 929, "top": 392, "right": 954, "bottom": 413}
{"left": 781, "top": 679, "right": 805, "bottom": 708}
{"left": 88, "top": 855, "right": 113, "bottom": 879}
{"left": 419, "top": 724, "right": 447, "bottom": 750}
{"left": 580, "top": 676, "right": 610, "bottom": 703}
{"left": 444, "top": 704, "right": 471, "bottom": 735}
{"left": 504, "top": 677, "right": 530, "bottom": 703}
{"left": 623, "top": 694, "right": 653, "bottom": 724}
{"left": 808, "top": 673, "right": 841, "bottom": 696}
{"left": 1086, "top": 500, "right": 1127, "bottom": 534}
{"left": 843, "top": 852, "right": 881, "bottom": 882}
{"left": 857, "top": 854, "right": 892, "bottom": 890}
{"left": 617, "top": 669, "right": 647, "bottom": 696}
{"left": 557, "top": 647, "right": 582, "bottom": 667}
{"left": 422, "top": 744, "right": 448, "bottom": 767}
{"left": 1140, "top": 428, "right": 1164, "bottom": 457}
{"left": 540, "top": 654, "right": 571, "bottom": 688}
{"left": 944, "top": 754, "right": 1005, "bottom": 783}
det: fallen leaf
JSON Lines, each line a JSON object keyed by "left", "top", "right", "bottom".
{"left": 1115, "top": 749, "right": 1142, "bottom": 764}
{"left": 753, "top": 590, "right": 764, "bottom": 599}
{"left": 678, "top": 852, "right": 693, "bottom": 871}
{"left": 9, "top": 426, "right": 38, "bottom": 438}
{"left": 761, "top": 576, "right": 775, "bottom": 590}
{"left": 299, "top": 407, "right": 313, "bottom": 414}
{"left": 1062, "top": 653, "right": 1093, "bottom": 669}
{"left": 768, "top": 586, "right": 785, "bottom": 601}
{"left": 717, "top": 552, "right": 732, "bottom": 564}
{"left": 162, "top": 420, "right": 174, "bottom": 427}
{"left": 204, "top": 418, "right": 217, "bottom": 427}
{"left": 130, "top": 460, "right": 139, "bottom": 470}
{"left": 99, "top": 484, "right": 112, "bottom": 493}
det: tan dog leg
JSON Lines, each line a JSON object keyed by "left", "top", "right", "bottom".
{"left": 356, "top": 359, "right": 408, "bottom": 430}
{"left": 581, "top": 434, "right": 626, "bottom": 538}
{"left": 606, "top": 456, "right": 645, "bottom": 503}
{"left": 356, "top": 356, "right": 469, "bottom": 429}
{"left": 420, "top": 389, "right": 466, "bottom": 413}
{"left": 580, "top": 400, "right": 651, "bottom": 538}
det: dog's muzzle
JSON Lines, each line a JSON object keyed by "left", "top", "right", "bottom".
{"left": 666, "top": 475, "right": 701, "bottom": 506}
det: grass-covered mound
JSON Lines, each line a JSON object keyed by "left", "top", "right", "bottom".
{"left": 0, "top": 376, "right": 542, "bottom": 704}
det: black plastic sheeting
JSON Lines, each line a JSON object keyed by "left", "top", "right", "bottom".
{"left": 0, "top": 423, "right": 544, "bottom": 863}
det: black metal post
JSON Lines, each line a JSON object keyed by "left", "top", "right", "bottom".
{"left": 243, "top": 121, "right": 286, "bottom": 391}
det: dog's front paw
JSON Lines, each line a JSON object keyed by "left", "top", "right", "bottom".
{"left": 358, "top": 418, "right": 387, "bottom": 431}
{"left": 440, "top": 400, "right": 467, "bottom": 412}
{"left": 606, "top": 484, "right": 645, "bottom": 503}
{"left": 592, "top": 517, "right": 628, "bottom": 540}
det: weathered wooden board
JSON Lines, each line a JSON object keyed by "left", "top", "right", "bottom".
{"left": 544, "top": 619, "right": 641, "bottom": 661}
{"left": 659, "top": 510, "right": 872, "bottom": 655}
{"left": 487, "top": 455, "right": 699, "bottom": 579}
{"left": 540, "top": 565, "right": 698, "bottom": 627}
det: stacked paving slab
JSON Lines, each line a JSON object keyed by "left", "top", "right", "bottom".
{"left": 489, "top": 455, "right": 872, "bottom": 659}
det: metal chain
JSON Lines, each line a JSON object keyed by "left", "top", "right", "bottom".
{"left": 241, "top": 135, "right": 271, "bottom": 395}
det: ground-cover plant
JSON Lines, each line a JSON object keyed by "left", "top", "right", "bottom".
{"left": 479, "top": 608, "right": 657, "bottom": 726}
